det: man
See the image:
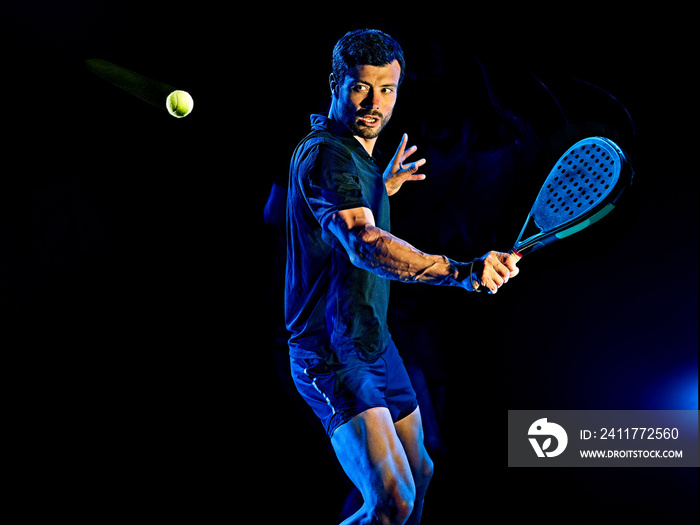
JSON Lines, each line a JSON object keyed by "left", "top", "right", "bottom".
{"left": 285, "top": 29, "right": 519, "bottom": 525}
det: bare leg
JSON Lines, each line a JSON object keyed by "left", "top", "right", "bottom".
{"left": 331, "top": 407, "right": 433, "bottom": 525}
{"left": 394, "top": 408, "right": 433, "bottom": 525}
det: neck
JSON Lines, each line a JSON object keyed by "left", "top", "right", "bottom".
{"left": 352, "top": 134, "right": 376, "bottom": 157}
{"left": 354, "top": 135, "right": 376, "bottom": 157}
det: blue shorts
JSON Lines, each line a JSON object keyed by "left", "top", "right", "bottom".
{"left": 290, "top": 340, "right": 418, "bottom": 438}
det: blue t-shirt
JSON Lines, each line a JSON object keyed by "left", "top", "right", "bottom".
{"left": 285, "top": 115, "right": 391, "bottom": 363}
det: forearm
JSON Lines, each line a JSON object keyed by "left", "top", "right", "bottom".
{"left": 345, "top": 224, "right": 472, "bottom": 287}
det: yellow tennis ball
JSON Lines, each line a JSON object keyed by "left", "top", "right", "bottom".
{"left": 166, "top": 90, "right": 193, "bottom": 118}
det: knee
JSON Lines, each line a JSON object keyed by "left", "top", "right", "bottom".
{"left": 373, "top": 479, "right": 415, "bottom": 525}
{"left": 415, "top": 453, "right": 434, "bottom": 492}
{"left": 374, "top": 456, "right": 433, "bottom": 524}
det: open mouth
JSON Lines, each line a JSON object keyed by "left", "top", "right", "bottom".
{"left": 357, "top": 115, "right": 381, "bottom": 126}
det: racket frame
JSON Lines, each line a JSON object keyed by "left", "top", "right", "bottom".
{"left": 512, "top": 136, "right": 633, "bottom": 257}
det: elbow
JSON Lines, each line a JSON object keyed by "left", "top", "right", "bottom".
{"left": 354, "top": 224, "right": 382, "bottom": 246}
{"left": 349, "top": 225, "right": 385, "bottom": 268}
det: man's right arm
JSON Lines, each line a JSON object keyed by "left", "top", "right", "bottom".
{"left": 327, "top": 206, "right": 519, "bottom": 294}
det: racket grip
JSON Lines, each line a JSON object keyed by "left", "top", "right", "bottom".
{"left": 509, "top": 248, "right": 523, "bottom": 260}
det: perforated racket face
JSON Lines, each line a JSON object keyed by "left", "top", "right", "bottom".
{"left": 531, "top": 137, "right": 622, "bottom": 232}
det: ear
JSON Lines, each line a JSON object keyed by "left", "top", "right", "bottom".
{"left": 329, "top": 73, "right": 338, "bottom": 97}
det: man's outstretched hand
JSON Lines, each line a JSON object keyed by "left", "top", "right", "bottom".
{"left": 384, "top": 133, "right": 426, "bottom": 196}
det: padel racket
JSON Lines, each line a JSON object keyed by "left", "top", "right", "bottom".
{"left": 510, "top": 136, "right": 633, "bottom": 259}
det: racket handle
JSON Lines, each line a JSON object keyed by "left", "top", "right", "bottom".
{"left": 473, "top": 250, "right": 522, "bottom": 294}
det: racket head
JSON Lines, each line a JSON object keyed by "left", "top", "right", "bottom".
{"left": 514, "top": 136, "right": 633, "bottom": 255}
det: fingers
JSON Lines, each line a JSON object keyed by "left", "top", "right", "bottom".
{"left": 402, "top": 144, "right": 419, "bottom": 162}
{"left": 404, "top": 157, "right": 427, "bottom": 174}
{"left": 393, "top": 134, "right": 424, "bottom": 170}
{"left": 392, "top": 133, "right": 409, "bottom": 163}
{"left": 385, "top": 134, "right": 427, "bottom": 197}
{"left": 503, "top": 252, "right": 520, "bottom": 278}
{"left": 399, "top": 143, "right": 426, "bottom": 179}
{"left": 405, "top": 173, "right": 427, "bottom": 182}
{"left": 399, "top": 161, "right": 427, "bottom": 184}
{"left": 478, "top": 251, "right": 520, "bottom": 294}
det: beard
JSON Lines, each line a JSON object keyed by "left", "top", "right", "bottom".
{"left": 346, "top": 109, "right": 391, "bottom": 140}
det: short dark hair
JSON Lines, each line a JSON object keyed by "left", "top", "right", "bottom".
{"left": 332, "top": 29, "right": 406, "bottom": 86}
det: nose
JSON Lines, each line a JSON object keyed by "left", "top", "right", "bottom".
{"left": 361, "top": 89, "right": 380, "bottom": 110}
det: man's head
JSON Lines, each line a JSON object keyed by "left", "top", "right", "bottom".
{"left": 331, "top": 29, "right": 406, "bottom": 88}
{"left": 329, "top": 29, "right": 405, "bottom": 148}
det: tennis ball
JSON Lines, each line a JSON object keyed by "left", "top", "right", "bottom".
{"left": 166, "top": 90, "right": 194, "bottom": 118}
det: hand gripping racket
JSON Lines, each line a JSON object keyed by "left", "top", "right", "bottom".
{"left": 510, "top": 136, "right": 634, "bottom": 259}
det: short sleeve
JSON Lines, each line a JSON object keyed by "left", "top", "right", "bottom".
{"left": 299, "top": 143, "right": 370, "bottom": 232}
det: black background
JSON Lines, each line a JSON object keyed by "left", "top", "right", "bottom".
{"left": 2, "top": 3, "right": 696, "bottom": 522}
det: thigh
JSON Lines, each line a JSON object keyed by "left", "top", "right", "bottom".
{"left": 330, "top": 407, "right": 416, "bottom": 505}
{"left": 394, "top": 407, "right": 432, "bottom": 484}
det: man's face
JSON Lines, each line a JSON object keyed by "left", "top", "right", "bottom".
{"left": 332, "top": 60, "right": 401, "bottom": 141}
